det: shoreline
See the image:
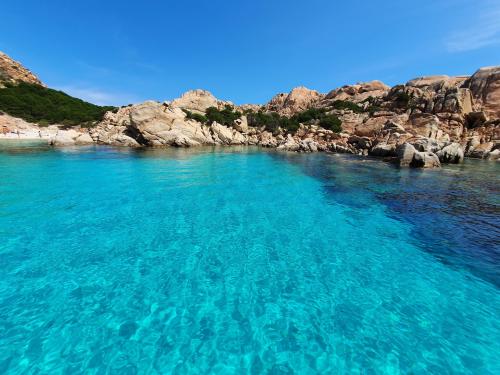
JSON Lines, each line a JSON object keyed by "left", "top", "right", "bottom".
{"left": 1, "top": 137, "right": 497, "bottom": 168}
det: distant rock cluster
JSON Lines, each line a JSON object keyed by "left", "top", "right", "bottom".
{"left": 0, "top": 51, "right": 498, "bottom": 167}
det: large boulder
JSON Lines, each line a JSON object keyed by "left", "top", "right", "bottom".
{"left": 436, "top": 142, "right": 464, "bottom": 164}
{"left": 91, "top": 101, "right": 215, "bottom": 147}
{"left": 369, "top": 142, "right": 397, "bottom": 157}
{"left": 412, "top": 150, "right": 441, "bottom": 168}
{"left": 468, "top": 142, "right": 495, "bottom": 159}
{"left": 355, "top": 116, "right": 387, "bottom": 137}
{"left": 325, "top": 80, "right": 390, "bottom": 103}
{"left": 277, "top": 134, "right": 300, "bottom": 152}
{"left": 131, "top": 102, "right": 215, "bottom": 146}
{"left": 170, "top": 89, "right": 227, "bottom": 114}
{"left": 265, "top": 87, "right": 323, "bottom": 116}
{"left": 463, "top": 66, "right": 500, "bottom": 118}
{"left": 49, "top": 129, "right": 94, "bottom": 146}
{"left": 297, "top": 138, "right": 319, "bottom": 152}
{"left": 396, "top": 143, "right": 441, "bottom": 168}
{"left": 488, "top": 148, "right": 500, "bottom": 161}
{"left": 406, "top": 75, "right": 468, "bottom": 91}
{"left": 411, "top": 138, "right": 444, "bottom": 153}
{"left": 233, "top": 116, "right": 248, "bottom": 133}
{"left": 210, "top": 122, "right": 246, "bottom": 145}
{"left": 258, "top": 131, "right": 278, "bottom": 147}
{"left": 397, "top": 143, "right": 417, "bottom": 167}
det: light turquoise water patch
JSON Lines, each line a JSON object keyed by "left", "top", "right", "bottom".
{"left": 0, "top": 144, "right": 498, "bottom": 374}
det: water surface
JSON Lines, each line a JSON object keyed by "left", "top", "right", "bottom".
{"left": 0, "top": 142, "right": 499, "bottom": 374}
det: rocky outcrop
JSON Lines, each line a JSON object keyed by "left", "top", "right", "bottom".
{"left": 49, "top": 129, "right": 94, "bottom": 146}
{"left": 170, "top": 89, "right": 231, "bottom": 114}
{"left": 463, "top": 66, "right": 500, "bottom": 119}
{"left": 0, "top": 113, "right": 94, "bottom": 145}
{"left": 406, "top": 75, "right": 468, "bottom": 91}
{"left": 396, "top": 143, "right": 441, "bottom": 168}
{"left": 370, "top": 142, "right": 397, "bottom": 157}
{"left": 82, "top": 70, "right": 499, "bottom": 166}
{"left": 1, "top": 51, "right": 498, "bottom": 167}
{"left": 0, "top": 51, "right": 45, "bottom": 87}
{"left": 325, "top": 80, "right": 390, "bottom": 103}
{"left": 88, "top": 100, "right": 258, "bottom": 148}
{"left": 436, "top": 142, "right": 464, "bottom": 164}
{"left": 90, "top": 101, "right": 215, "bottom": 147}
{"left": 265, "top": 87, "right": 323, "bottom": 116}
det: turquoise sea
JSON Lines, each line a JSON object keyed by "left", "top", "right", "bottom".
{"left": 0, "top": 141, "right": 499, "bottom": 374}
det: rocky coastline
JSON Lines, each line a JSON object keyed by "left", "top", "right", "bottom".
{"left": 1, "top": 51, "right": 498, "bottom": 168}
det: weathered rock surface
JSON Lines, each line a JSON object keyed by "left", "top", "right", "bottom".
{"left": 91, "top": 101, "right": 215, "bottom": 147}
{"left": 170, "top": 89, "right": 231, "bottom": 114}
{"left": 436, "top": 142, "right": 464, "bottom": 164}
{"left": 0, "top": 51, "right": 45, "bottom": 87}
{"left": 265, "top": 87, "right": 323, "bottom": 116}
{"left": 370, "top": 142, "right": 396, "bottom": 157}
{"left": 326, "top": 80, "right": 390, "bottom": 103}
{"left": 49, "top": 129, "right": 94, "bottom": 146}
{"left": 464, "top": 66, "right": 500, "bottom": 118}
{"left": 396, "top": 143, "right": 441, "bottom": 168}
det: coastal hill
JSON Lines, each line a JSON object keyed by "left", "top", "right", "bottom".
{"left": 0, "top": 51, "right": 44, "bottom": 87}
{"left": 0, "top": 51, "right": 498, "bottom": 167}
{"left": 0, "top": 52, "right": 114, "bottom": 127}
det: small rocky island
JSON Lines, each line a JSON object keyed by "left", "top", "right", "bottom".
{"left": 1, "top": 51, "right": 498, "bottom": 167}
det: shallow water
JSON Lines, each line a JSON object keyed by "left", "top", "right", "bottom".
{"left": 0, "top": 142, "right": 499, "bottom": 374}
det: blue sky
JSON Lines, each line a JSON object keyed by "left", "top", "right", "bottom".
{"left": 1, "top": 0, "right": 499, "bottom": 105}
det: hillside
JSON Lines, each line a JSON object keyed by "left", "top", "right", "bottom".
{"left": 0, "top": 52, "right": 115, "bottom": 126}
{"left": 0, "top": 82, "right": 115, "bottom": 126}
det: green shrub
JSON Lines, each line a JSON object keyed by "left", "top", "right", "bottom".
{"left": 366, "top": 105, "right": 382, "bottom": 115}
{"left": 292, "top": 108, "right": 325, "bottom": 123}
{"left": 0, "top": 82, "right": 115, "bottom": 126}
{"left": 205, "top": 105, "right": 241, "bottom": 126}
{"left": 247, "top": 111, "right": 299, "bottom": 133}
{"left": 291, "top": 108, "right": 342, "bottom": 133}
{"left": 330, "top": 100, "right": 363, "bottom": 113}
{"left": 319, "top": 115, "right": 342, "bottom": 132}
{"left": 394, "top": 92, "right": 412, "bottom": 107}
{"left": 182, "top": 109, "right": 208, "bottom": 123}
{"left": 247, "top": 107, "right": 341, "bottom": 134}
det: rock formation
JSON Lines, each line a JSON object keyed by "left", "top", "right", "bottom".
{"left": 0, "top": 52, "right": 45, "bottom": 87}
{"left": 89, "top": 101, "right": 257, "bottom": 147}
{"left": 325, "top": 80, "right": 390, "bottom": 103}
{"left": 265, "top": 87, "right": 323, "bottom": 116}
{"left": 170, "top": 89, "right": 231, "bottom": 114}
{"left": 0, "top": 50, "right": 498, "bottom": 167}
{"left": 464, "top": 66, "right": 500, "bottom": 118}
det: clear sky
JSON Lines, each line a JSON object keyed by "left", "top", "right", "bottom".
{"left": 1, "top": 0, "right": 499, "bottom": 105}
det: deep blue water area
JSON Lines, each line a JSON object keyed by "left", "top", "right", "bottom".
{"left": 0, "top": 141, "right": 498, "bottom": 374}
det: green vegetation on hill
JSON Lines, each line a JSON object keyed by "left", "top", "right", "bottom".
{"left": 247, "top": 111, "right": 300, "bottom": 133}
{"left": 205, "top": 105, "right": 242, "bottom": 126}
{"left": 182, "top": 109, "right": 208, "bottom": 124}
{"left": 0, "top": 82, "right": 116, "bottom": 127}
{"left": 247, "top": 108, "right": 342, "bottom": 133}
{"left": 330, "top": 100, "right": 364, "bottom": 113}
{"left": 182, "top": 103, "right": 343, "bottom": 134}
{"left": 184, "top": 105, "right": 245, "bottom": 128}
